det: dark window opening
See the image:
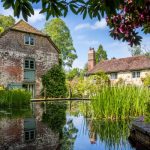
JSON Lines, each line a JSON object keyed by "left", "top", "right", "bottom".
{"left": 25, "top": 130, "right": 35, "bottom": 141}
{"left": 24, "top": 59, "right": 35, "bottom": 70}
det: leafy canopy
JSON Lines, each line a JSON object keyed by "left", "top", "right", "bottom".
{"left": 95, "top": 45, "right": 107, "bottom": 63}
{"left": 44, "top": 18, "right": 77, "bottom": 67}
{"left": 0, "top": 14, "right": 15, "bottom": 33}
{"left": 1, "top": 0, "right": 150, "bottom": 46}
{"left": 42, "top": 65, "right": 67, "bottom": 98}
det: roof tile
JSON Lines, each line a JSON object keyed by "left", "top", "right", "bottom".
{"left": 87, "top": 56, "right": 150, "bottom": 74}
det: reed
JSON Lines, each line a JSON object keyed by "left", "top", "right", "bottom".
{"left": 0, "top": 89, "right": 31, "bottom": 108}
{"left": 91, "top": 85, "right": 150, "bottom": 120}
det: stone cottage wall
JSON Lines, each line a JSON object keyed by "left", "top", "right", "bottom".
{"left": 0, "top": 30, "right": 59, "bottom": 96}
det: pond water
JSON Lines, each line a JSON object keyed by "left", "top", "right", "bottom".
{"left": 0, "top": 101, "right": 147, "bottom": 150}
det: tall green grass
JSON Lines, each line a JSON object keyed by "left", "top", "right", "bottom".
{"left": 0, "top": 89, "right": 31, "bottom": 108}
{"left": 91, "top": 86, "right": 150, "bottom": 120}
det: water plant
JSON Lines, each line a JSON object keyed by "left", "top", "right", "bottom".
{"left": 92, "top": 120, "right": 130, "bottom": 150}
{"left": 0, "top": 89, "right": 31, "bottom": 108}
{"left": 91, "top": 85, "right": 150, "bottom": 120}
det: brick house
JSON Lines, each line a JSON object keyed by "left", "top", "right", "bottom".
{"left": 0, "top": 20, "right": 59, "bottom": 97}
{"left": 87, "top": 48, "right": 150, "bottom": 85}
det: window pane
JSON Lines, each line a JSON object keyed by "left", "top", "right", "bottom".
{"left": 111, "top": 73, "right": 117, "bottom": 79}
{"left": 137, "top": 72, "right": 140, "bottom": 78}
{"left": 132, "top": 72, "right": 135, "bottom": 78}
{"left": 30, "top": 37, "right": 34, "bottom": 45}
{"left": 30, "top": 131, "right": 35, "bottom": 139}
{"left": 24, "top": 35, "right": 30, "bottom": 45}
{"left": 25, "top": 131, "right": 29, "bottom": 141}
{"left": 25, "top": 60, "right": 29, "bottom": 68}
{"left": 132, "top": 71, "right": 140, "bottom": 78}
{"left": 30, "top": 60, "right": 34, "bottom": 69}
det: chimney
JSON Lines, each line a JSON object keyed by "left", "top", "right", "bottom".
{"left": 88, "top": 47, "right": 96, "bottom": 71}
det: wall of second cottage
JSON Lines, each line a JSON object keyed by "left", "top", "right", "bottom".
{"left": 109, "top": 70, "right": 150, "bottom": 86}
{"left": 0, "top": 30, "right": 59, "bottom": 96}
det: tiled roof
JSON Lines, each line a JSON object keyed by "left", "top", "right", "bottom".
{"left": 87, "top": 56, "right": 150, "bottom": 74}
{"left": 11, "top": 20, "right": 46, "bottom": 36}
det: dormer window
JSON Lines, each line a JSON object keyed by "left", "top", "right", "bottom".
{"left": 24, "top": 35, "right": 35, "bottom": 45}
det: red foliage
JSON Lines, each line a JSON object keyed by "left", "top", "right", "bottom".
{"left": 107, "top": 0, "right": 150, "bottom": 46}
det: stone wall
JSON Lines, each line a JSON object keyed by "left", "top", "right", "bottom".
{"left": 0, "top": 30, "right": 59, "bottom": 96}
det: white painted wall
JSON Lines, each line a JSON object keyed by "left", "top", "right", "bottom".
{"left": 109, "top": 70, "right": 150, "bottom": 86}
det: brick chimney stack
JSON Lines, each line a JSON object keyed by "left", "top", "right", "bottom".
{"left": 88, "top": 47, "right": 96, "bottom": 71}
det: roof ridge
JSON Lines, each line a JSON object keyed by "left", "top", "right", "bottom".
{"left": 87, "top": 55, "right": 150, "bottom": 74}
{"left": 97, "top": 55, "right": 148, "bottom": 63}
{"left": 11, "top": 20, "right": 46, "bottom": 36}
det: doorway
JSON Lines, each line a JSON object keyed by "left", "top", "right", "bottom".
{"left": 23, "top": 84, "right": 35, "bottom": 98}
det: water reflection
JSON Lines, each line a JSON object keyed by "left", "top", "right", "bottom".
{"left": 0, "top": 101, "right": 148, "bottom": 150}
{"left": 0, "top": 104, "right": 60, "bottom": 150}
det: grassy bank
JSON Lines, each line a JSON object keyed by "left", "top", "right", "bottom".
{"left": 91, "top": 86, "right": 150, "bottom": 120}
{"left": 0, "top": 89, "right": 31, "bottom": 108}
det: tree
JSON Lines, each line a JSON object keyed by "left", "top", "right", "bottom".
{"left": 95, "top": 45, "right": 107, "bottom": 63}
{"left": 0, "top": 14, "right": 15, "bottom": 33}
{"left": 42, "top": 65, "right": 67, "bottom": 98}
{"left": 44, "top": 18, "right": 77, "bottom": 67}
{"left": 129, "top": 45, "right": 150, "bottom": 56}
{"left": 66, "top": 68, "right": 80, "bottom": 81}
{"left": 129, "top": 45, "right": 143, "bottom": 56}
{"left": 1, "top": 0, "right": 149, "bottom": 46}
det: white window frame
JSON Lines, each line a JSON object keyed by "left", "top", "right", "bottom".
{"left": 24, "top": 35, "right": 35, "bottom": 46}
{"left": 132, "top": 71, "right": 140, "bottom": 78}
{"left": 110, "top": 73, "right": 117, "bottom": 80}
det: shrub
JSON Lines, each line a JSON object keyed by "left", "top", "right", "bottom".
{"left": 0, "top": 89, "right": 31, "bottom": 108}
{"left": 67, "top": 71, "right": 109, "bottom": 98}
{"left": 42, "top": 65, "right": 67, "bottom": 98}
{"left": 142, "top": 74, "right": 150, "bottom": 86}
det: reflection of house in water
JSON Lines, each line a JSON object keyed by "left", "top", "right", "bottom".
{"left": 24, "top": 118, "right": 36, "bottom": 142}
{"left": 88, "top": 119, "right": 97, "bottom": 144}
{"left": 0, "top": 105, "right": 60, "bottom": 149}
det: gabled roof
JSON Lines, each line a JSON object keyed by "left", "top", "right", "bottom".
{"left": 11, "top": 20, "right": 46, "bottom": 36}
{"left": 0, "top": 20, "right": 60, "bottom": 53}
{"left": 87, "top": 56, "right": 150, "bottom": 74}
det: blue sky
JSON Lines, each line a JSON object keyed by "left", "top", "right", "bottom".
{"left": 0, "top": 2, "right": 150, "bottom": 69}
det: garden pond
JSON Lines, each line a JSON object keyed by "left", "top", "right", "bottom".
{"left": 0, "top": 101, "right": 148, "bottom": 150}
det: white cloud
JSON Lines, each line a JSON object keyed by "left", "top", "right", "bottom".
{"left": 75, "top": 18, "right": 107, "bottom": 31}
{"left": 75, "top": 23, "right": 90, "bottom": 30}
{"left": 28, "top": 9, "right": 45, "bottom": 24}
